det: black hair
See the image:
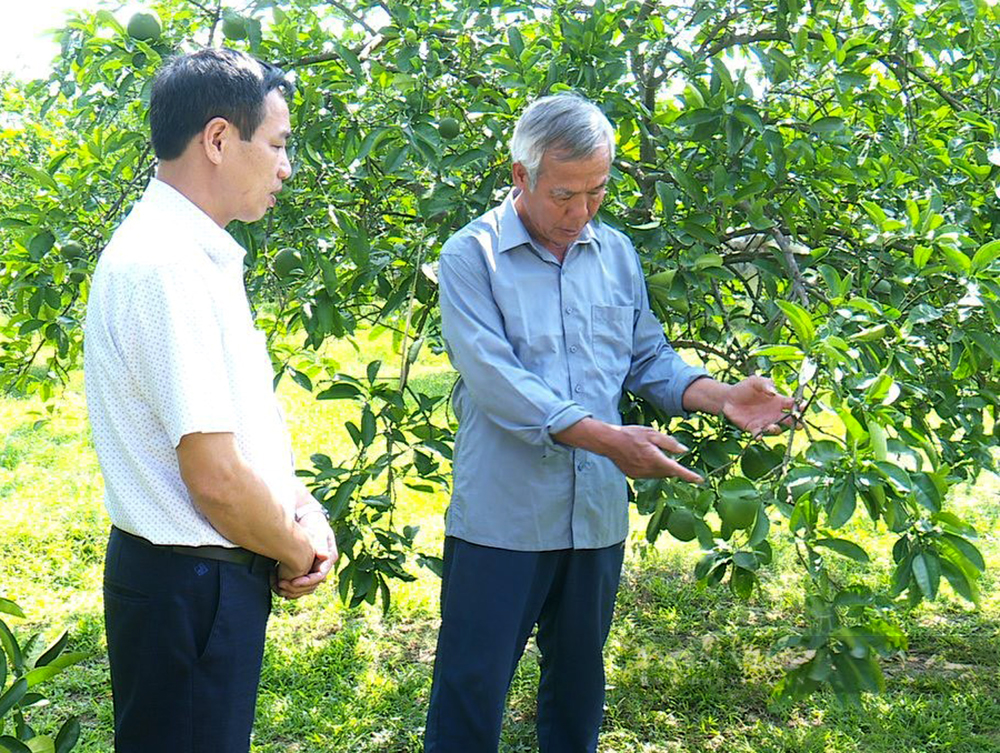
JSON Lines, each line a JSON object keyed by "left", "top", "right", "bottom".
{"left": 149, "top": 48, "right": 293, "bottom": 160}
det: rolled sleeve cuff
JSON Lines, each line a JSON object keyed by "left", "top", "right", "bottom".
{"left": 664, "top": 367, "right": 712, "bottom": 417}
{"left": 543, "top": 402, "right": 593, "bottom": 454}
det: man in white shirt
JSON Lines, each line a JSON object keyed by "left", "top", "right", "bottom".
{"left": 84, "top": 49, "right": 335, "bottom": 753}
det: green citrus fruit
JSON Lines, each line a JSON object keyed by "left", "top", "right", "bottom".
{"left": 665, "top": 508, "right": 698, "bottom": 542}
{"left": 273, "top": 248, "right": 303, "bottom": 279}
{"left": 60, "top": 241, "right": 86, "bottom": 261}
{"left": 222, "top": 13, "right": 247, "bottom": 41}
{"left": 438, "top": 117, "right": 461, "bottom": 140}
{"left": 127, "top": 11, "right": 162, "bottom": 42}
{"left": 718, "top": 497, "right": 758, "bottom": 530}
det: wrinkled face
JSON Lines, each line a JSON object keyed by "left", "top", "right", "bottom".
{"left": 512, "top": 147, "right": 610, "bottom": 257}
{"left": 225, "top": 90, "right": 292, "bottom": 223}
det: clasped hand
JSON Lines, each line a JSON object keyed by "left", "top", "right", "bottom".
{"left": 272, "top": 512, "right": 338, "bottom": 600}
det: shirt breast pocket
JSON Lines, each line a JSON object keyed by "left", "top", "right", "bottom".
{"left": 592, "top": 304, "right": 632, "bottom": 382}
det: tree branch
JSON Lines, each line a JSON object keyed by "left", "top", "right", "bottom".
{"left": 881, "top": 53, "right": 966, "bottom": 111}
{"left": 326, "top": 0, "right": 378, "bottom": 36}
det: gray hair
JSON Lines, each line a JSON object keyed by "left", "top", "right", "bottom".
{"left": 510, "top": 93, "right": 615, "bottom": 189}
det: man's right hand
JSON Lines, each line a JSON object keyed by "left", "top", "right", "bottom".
{"left": 601, "top": 425, "right": 704, "bottom": 482}
{"left": 553, "top": 418, "right": 703, "bottom": 483}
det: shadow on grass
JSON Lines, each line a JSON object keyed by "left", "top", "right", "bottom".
{"left": 253, "top": 612, "right": 432, "bottom": 753}
{"left": 254, "top": 606, "right": 544, "bottom": 753}
{"left": 603, "top": 551, "right": 1000, "bottom": 753}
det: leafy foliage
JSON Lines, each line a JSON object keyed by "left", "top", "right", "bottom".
{"left": 0, "top": 598, "right": 83, "bottom": 753}
{"left": 2, "top": 0, "right": 1000, "bottom": 700}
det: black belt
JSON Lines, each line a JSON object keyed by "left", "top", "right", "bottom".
{"left": 114, "top": 527, "right": 274, "bottom": 570}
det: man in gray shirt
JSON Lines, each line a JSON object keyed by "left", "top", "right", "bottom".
{"left": 424, "top": 93, "right": 794, "bottom": 752}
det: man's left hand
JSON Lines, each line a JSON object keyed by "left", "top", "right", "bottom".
{"left": 272, "top": 512, "right": 338, "bottom": 599}
{"left": 722, "top": 376, "right": 797, "bottom": 436}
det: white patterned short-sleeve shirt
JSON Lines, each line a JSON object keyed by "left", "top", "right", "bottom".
{"left": 84, "top": 178, "right": 296, "bottom": 546}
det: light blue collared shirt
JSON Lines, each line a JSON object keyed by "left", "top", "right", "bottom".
{"left": 439, "top": 189, "right": 708, "bottom": 551}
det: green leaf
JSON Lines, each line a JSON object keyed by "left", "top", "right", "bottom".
{"left": 837, "top": 409, "right": 866, "bottom": 443}
{"left": 28, "top": 230, "right": 55, "bottom": 261}
{"left": 54, "top": 718, "right": 80, "bottom": 753}
{"left": 0, "top": 601, "right": 24, "bottom": 620}
{"left": 675, "top": 108, "right": 719, "bottom": 127}
{"left": 23, "top": 652, "right": 87, "bottom": 688}
{"left": 940, "top": 533, "right": 986, "bottom": 572}
{"left": 289, "top": 369, "right": 313, "bottom": 392}
{"left": 34, "top": 631, "right": 68, "bottom": 668}
{"left": 967, "top": 331, "right": 1000, "bottom": 362}
{"left": 971, "top": 239, "right": 1000, "bottom": 272}
{"left": 24, "top": 737, "right": 54, "bottom": 753}
{"left": 332, "top": 42, "right": 363, "bottom": 79}
{"left": 867, "top": 421, "right": 888, "bottom": 461}
{"left": 875, "top": 461, "right": 912, "bottom": 494}
{"left": 0, "top": 737, "right": 32, "bottom": 753}
{"left": 775, "top": 300, "right": 815, "bottom": 346}
{"left": 0, "top": 620, "right": 22, "bottom": 674}
{"left": 912, "top": 472, "right": 941, "bottom": 512}
{"left": 811, "top": 116, "right": 846, "bottom": 134}
{"left": 748, "top": 506, "right": 771, "bottom": 546}
{"left": 939, "top": 558, "right": 979, "bottom": 604}
{"left": 834, "top": 585, "right": 873, "bottom": 607}
{"left": 317, "top": 383, "right": 362, "bottom": 400}
{"left": 17, "top": 165, "right": 58, "bottom": 191}
{"left": 890, "top": 553, "right": 913, "bottom": 596}
{"left": 911, "top": 551, "right": 941, "bottom": 600}
{"left": 733, "top": 551, "right": 760, "bottom": 571}
{"left": 931, "top": 511, "right": 977, "bottom": 537}
{"left": 806, "top": 440, "right": 843, "bottom": 466}
{"left": 753, "top": 345, "right": 804, "bottom": 361}
{"left": 827, "top": 477, "right": 857, "bottom": 529}
{"left": 730, "top": 565, "right": 755, "bottom": 599}
{"left": 718, "top": 477, "right": 757, "bottom": 501}
{"left": 507, "top": 26, "right": 524, "bottom": 57}
{"left": 680, "top": 220, "right": 718, "bottom": 245}
{"left": 0, "top": 677, "right": 27, "bottom": 717}
{"left": 733, "top": 104, "right": 765, "bottom": 132}
{"left": 814, "top": 538, "right": 870, "bottom": 563}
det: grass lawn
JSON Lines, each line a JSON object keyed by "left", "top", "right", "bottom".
{"left": 2, "top": 334, "right": 1000, "bottom": 752}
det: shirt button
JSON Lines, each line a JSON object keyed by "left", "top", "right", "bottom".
{"left": 569, "top": 345, "right": 579, "bottom": 353}
{"left": 574, "top": 385, "right": 583, "bottom": 393}
{"left": 577, "top": 462, "right": 587, "bottom": 472}
{"left": 565, "top": 306, "right": 573, "bottom": 315}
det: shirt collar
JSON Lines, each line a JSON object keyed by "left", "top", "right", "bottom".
{"left": 496, "top": 188, "right": 601, "bottom": 256}
{"left": 142, "top": 178, "right": 248, "bottom": 268}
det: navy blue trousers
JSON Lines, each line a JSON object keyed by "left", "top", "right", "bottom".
{"left": 424, "top": 536, "right": 625, "bottom": 753}
{"left": 103, "top": 528, "right": 272, "bottom": 753}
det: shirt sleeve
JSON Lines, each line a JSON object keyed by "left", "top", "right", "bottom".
{"left": 119, "top": 263, "right": 239, "bottom": 448}
{"left": 623, "top": 249, "right": 709, "bottom": 415}
{"left": 439, "top": 247, "right": 591, "bottom": 449}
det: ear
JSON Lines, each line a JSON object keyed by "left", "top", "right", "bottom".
{"left": 511, "top": 162, "right": 529, "bottom": 192}
{"left": 201, "top": 116, "right": 232, "bottom": 166}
